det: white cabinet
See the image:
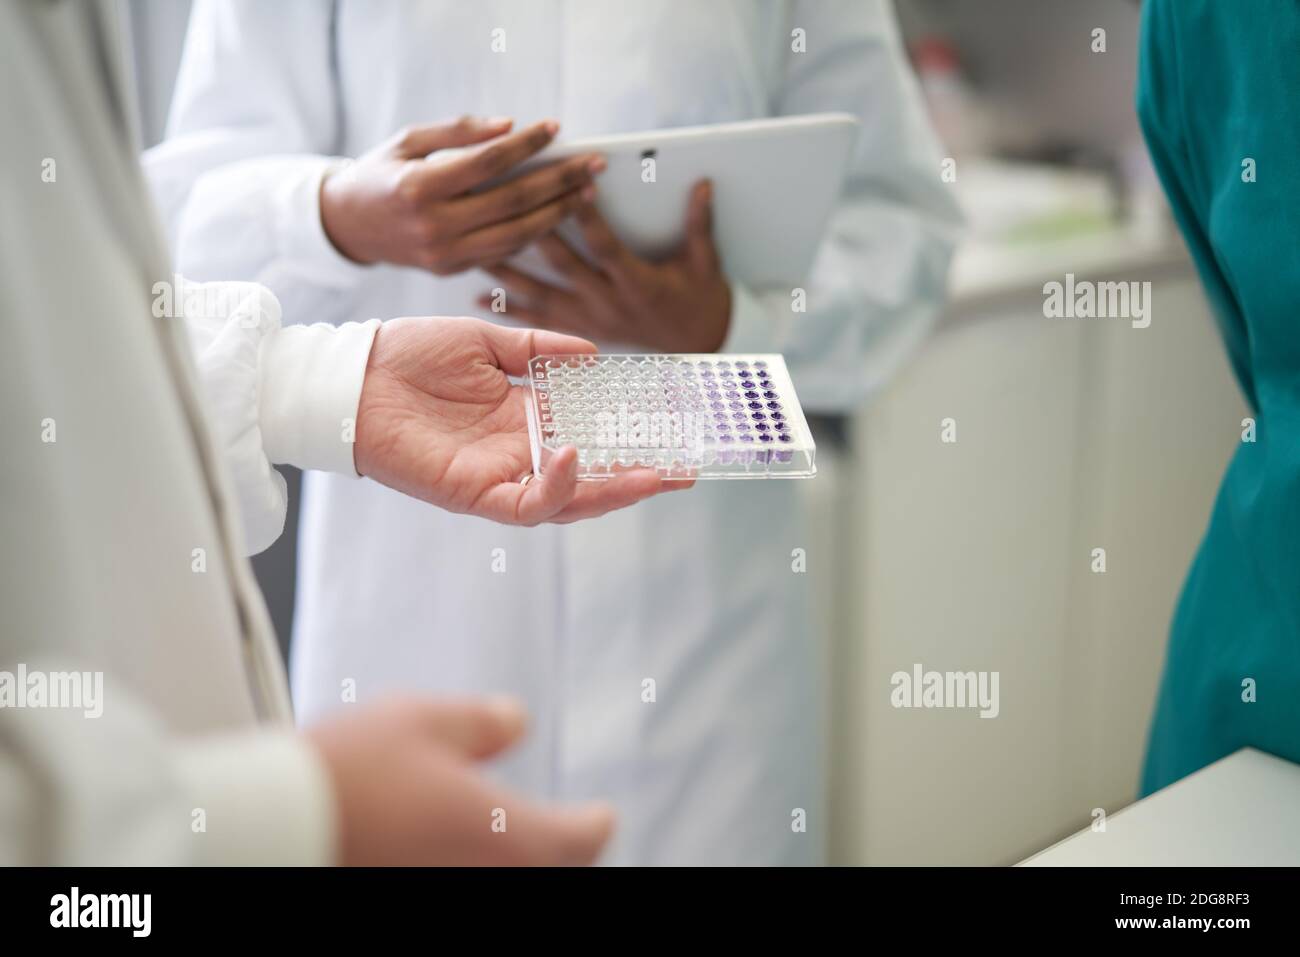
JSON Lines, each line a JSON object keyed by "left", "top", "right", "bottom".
{"left": 828, "top": 245, "right": 1246, "bottom": 864}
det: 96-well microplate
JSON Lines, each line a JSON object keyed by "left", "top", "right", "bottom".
{"left": 525, "top": 354, "right": 816, "bottom": 480}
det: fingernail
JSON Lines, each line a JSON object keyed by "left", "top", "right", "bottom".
{"left": 485, "top": 694, "right": 528, "bottom": 732}
{"left": 574, "top": 801, "right": 618, "bottom": 832}
{"left": 543, "top": 119, "right": 560, "bottom": 136}
{"left": 587, "top": 155, "right": 607, "bottom": 174}
{"left": 484, "top": 116, "right": 513, "bottom": 127}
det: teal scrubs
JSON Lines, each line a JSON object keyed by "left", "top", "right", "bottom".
{"left": 1137, "top": 0, "right": 1300, "bottom": 794}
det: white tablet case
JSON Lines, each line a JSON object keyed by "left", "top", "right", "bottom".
{"left": 490, "top": 113, "right": 860, "bottom": 288}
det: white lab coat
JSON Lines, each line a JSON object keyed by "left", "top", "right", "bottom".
{"left": 147, "top": 0, "right": 959, "bottom": 865}
{"left": 0, "top": 0, "right": 380, "bottom": 864}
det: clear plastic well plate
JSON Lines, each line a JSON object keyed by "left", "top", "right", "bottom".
{"left": 525, "top": 354, "right": 816, "bottom": 480}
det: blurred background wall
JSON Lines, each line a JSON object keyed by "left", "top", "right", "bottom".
{"left": 124, "top": 0, "right": 1244, "bottom": 864}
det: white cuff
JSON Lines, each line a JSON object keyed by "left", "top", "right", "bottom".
{"left": 173, "top": 732, "right": 338, "bottom": 866}
{"left": 259, "top": 319, "right": 381, "bottom": 475}
{"left": 274, "top": 157, "right": 373, "bottom": 286}
{"left": 720, "top": 281, "right": 780, "bottom": 353}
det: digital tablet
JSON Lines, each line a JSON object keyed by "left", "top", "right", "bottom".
{"left": 491, "top": 113, "right": 860, "bottom": 287}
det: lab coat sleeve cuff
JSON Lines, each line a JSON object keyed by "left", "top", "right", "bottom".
{"left": 720, "top": 281, "right": 780, "bottom": 353}
{"left": 173, "top": 732, "right": 338, "bottom": 866}
{"left": 276, "top": 157, "right": 374, "bottom": 286}
{"left": 259, "top": 318, "right": 381, "bottom": 475}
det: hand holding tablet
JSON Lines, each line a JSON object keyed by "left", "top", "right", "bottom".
{"left": 479, "top": 179, "right": 733, "bottom": 352}
{"left": 475, "top": 112, "right": 860, "bottom": 351}
{"left": 323, "top": 113, "right": 859, "bottom": 353}
{"left": 319, "top": 116, "right": 604, "bottom": 272}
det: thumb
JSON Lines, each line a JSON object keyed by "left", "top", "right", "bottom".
{"left": 684, "top": 178, "right": 720, "bottom": 273}
{"left": 418, "top": 695, "right": 529, "bottom": 759}
{"left": 390, "top": 116, "right": 514, "bottom": 158}
{"left": 477, "top": 322, "right": 598, "bottom": 379}
{"left": 515, "top": 801, "right": 618, "bottom": 866}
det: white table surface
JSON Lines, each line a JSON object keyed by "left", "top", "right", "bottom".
{"left": 1021, "top": 748, "right": 1300, "bottom": 866}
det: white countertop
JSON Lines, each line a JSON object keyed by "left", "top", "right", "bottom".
{"left": 949, "top": 223, "right": 1190, "bottom": 306}
{"left": 1021, "top": 748, "right": 1300, "bottom": 866}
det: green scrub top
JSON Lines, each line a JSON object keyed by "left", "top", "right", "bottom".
{"left": 1138, "top": 0, "right": 1300, "bottom": 794}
